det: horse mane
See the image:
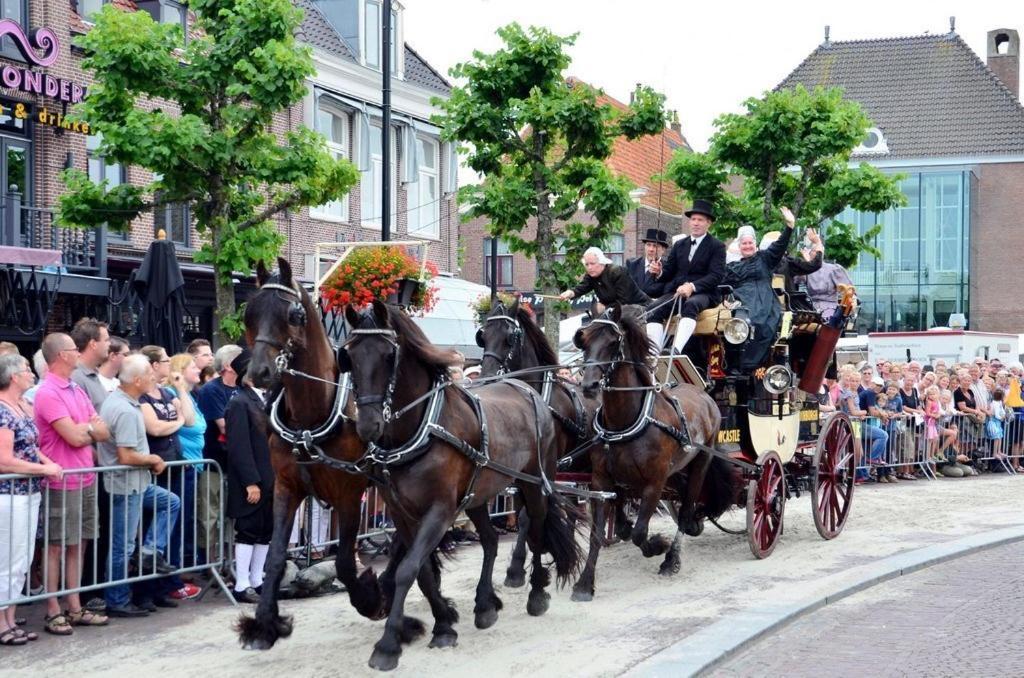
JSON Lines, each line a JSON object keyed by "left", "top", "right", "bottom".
{"left": 619, "top": 311, "right": 654, "bottom": 386}
{"left": 516, "top": 305, "right": 559, "bottom": 366}
{"left": 383, "top": 305, "right": 460, "bottom": 376}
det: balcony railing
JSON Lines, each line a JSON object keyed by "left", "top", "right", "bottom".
{"left": 1, "top": 191, "right": 106, "bottom": 276}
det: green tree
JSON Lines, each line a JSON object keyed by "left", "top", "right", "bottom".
{"left": 57, "top": 0, "right": 359, "bottom": 343}
{"left": 434, "top": 23, "right": 667, "bottom": 339}
{"left": 665, "top": 85, "right": 905, "bottom": 267}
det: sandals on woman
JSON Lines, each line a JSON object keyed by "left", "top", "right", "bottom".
{"left": 44, "top": 612, "right": 74, "bottom": 635}
{"left": 67, "top": 607, "right": 110, "bottom": 626}
{"left": 13, "top": 628, "right": 37, "bottom": 641}
{"left": 0, "top": 628, "right": 27, "bottom": 645}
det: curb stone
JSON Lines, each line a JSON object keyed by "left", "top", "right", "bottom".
{"left": 622, "top": 524, "right": 1024, "bottom": 677}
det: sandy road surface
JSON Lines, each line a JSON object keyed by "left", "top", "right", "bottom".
{"left": 6, "top": 476, "right": 1021, "bottom": 677}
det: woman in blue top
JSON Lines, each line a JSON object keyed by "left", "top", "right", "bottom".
{"left": 167, "top": 353, "right": 207, "bottom": 572}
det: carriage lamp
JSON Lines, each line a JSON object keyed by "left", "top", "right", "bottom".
{"left": 763, "top": 365, "right": 793, "bottom": 395}
{"left": 723, "top": 317, "right": 751, "bottom": 345}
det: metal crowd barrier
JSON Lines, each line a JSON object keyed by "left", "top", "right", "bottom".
{"left": 0, "top": 459, "right": 230, "bottom": 609}
{"left": 847, "top": 410, "right": 1022, "bottom": 479}
{"left": 285, "top": 486, "right": 521, "bottom": 564}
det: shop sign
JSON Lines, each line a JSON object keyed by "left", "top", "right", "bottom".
{"left": 0, "top": 19, "right": 87, "bottom": 104}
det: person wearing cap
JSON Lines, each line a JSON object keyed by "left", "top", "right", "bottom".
{"left": 646, "top": 199, "right": 726, "bottom": 352}
{"left": 855, "top": 367, "right": 891, "bottom": 480}
{"left": 720, "top": 206, "right": 797, "bottom": 371}
{"left": 626, "top": 228, "right": 670, "bottom": 299}
{"left": 558, "top": 246, "right": 649, "bottom": 308}
{"left": 223, "top": 347, "right": 274, "bottom": 603}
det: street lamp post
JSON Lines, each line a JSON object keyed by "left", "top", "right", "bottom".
{"left": 381, "top": 0, "right": 392, "bottom": 242}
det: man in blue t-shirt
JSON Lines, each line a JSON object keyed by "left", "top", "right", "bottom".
{"left": 856, "top": 372, "right": 890, "bottom": 478}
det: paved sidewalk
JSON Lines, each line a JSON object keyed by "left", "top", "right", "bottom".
{"left": 710, "top": 540, "right": 1024, "bottom": 677}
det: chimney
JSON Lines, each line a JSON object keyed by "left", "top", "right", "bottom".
{"left": 669, "top": 110, "right": 681, "bottom": 135}
{"left": 987, "top": 28, "right": 1020, "bottom": 100}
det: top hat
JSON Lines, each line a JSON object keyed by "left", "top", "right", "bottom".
{"left": 640, "top": 228, "right": 670, "bottom": 247}
{"left": 684, "top": 199, "right": 716, "bottom": 221}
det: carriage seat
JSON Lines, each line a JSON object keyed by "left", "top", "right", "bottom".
{"left": 664, "top": 305, "right": 732, "bottom": 339}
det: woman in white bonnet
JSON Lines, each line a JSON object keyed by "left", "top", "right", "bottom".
{"left": 722, "top": 207, "right": 797, "bottom": 370}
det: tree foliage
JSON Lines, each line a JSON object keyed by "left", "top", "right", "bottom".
{"left": 57, "top": 0, "right": 359, "bottom": 343}
{"left": 434, "top": 23, "right": 667, "bottom": 336}
{"left": 665, "top": 85, "right": 905, "bottom": 262}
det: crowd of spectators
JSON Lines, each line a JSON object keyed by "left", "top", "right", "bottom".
{"left": 823, "top": 355, "right": 1024, "bottom": 482}
{"left": 0, "top": 323, "right": 262, "bottom": 645}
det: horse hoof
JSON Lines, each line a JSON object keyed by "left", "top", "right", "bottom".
{"left": 683, "top": 519, "right": 704, "bottom": 537}
{"left": 503, "top": 572, "right": 526, "bottom": 588}
{"left": 658, "top": 561, "right": 680, "bottom": 577}
{"left": 475, "top": 608, "right": 499, "bottom": 630}
{"left": 242, "top": 638, "right": 273, "bottom": 651}
{"left": 368, "top": 649, "right": 400, "bottom": 672}
{"left": 428, "top": 632, "right": 458, "bottom": 649}
{"left": 570, "top": 588, "right": 593, "bottom": 602}
{"left": 527, "top": 591, "right": 550, "bottom": 617}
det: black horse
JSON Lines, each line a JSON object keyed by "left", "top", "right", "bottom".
{"left": 236, "top": 259, "right": 407, "bottom": 650}
{"left": 572, "top": 305, "right": 735, "bottom": 600}
{"left": 341, "top": 300, "right": 583, "bottom": 671}
{"left": 475, "top": 298, "right": 616, "bottom": 587}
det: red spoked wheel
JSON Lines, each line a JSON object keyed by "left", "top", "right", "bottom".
{"left": 812, "top": 413, "right": 856, "bottom": 540}
{"left": 745, "top": 450, "right": 786, "bottom": 559}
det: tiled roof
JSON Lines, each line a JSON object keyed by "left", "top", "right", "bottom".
{"left": 403, "top": 44, "right": 450, "bottom": 94}
{"left": 295, "top": 0, "right": 356, "bottom": 60}
{"left": 296, "top": 0, "right": 449, "bottom": 94}
{"left": 587, "top": 85, "right": 690, "bottom": 214}
{"left": 778, "top": 32, "right": 1024, "bottom": 158}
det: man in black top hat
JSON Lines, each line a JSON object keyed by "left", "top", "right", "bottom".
{"left": 647, "top": 199, "right": 726, "bottom": 352}
{"left": 626, "top": 228, "right": 670, "bottom": 298}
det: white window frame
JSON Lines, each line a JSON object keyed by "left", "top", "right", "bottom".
{"left": 311, "top": 105, "right": 350, "bottom": 222}
{"left": 360, "top": 0, "right": 403, "bottom": 76}
{"left": 360, "top": 123, "right": 397, "bottom": 230}
{"left": 407, "top": 135, "right": 439, "bottom": 239}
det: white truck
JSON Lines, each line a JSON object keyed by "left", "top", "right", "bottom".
{"left": 867, "top": 329, "right": 1020, "bottom": 366}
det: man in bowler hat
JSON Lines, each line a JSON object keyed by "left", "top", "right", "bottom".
{"left": 647, "top": 199, "right": 726, "bottom": 351}
{"left": 626, "top": 228, "right": 670, "bottom": 298}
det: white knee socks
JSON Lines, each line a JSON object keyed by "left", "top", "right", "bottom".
{"left": 250, "top": 543, "right": 270, "bottom": 589}
{"left": 646, "top": 322, "right": 666, "bottom": 350}
{"left": 672, "top": 317, "right": 697, "bottom": 351}
{"left": 234, "top": 543, "right": 254, "bottom": 591}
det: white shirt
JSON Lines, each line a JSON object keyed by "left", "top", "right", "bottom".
{"left": 688, "top": 234, "right": 706, "bottom": 261}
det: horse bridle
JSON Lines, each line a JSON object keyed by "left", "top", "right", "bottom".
{"left": 479, "top": 314, "right": 522, "bottom": 375}
{"left": 254, "top": 281, "right": 306, "bottom": 373}
{"left": 581, "top": 318, "right": 626, "bottom": 391}
{"left": 343, "top": 328, "right": 402, "bottom": 422}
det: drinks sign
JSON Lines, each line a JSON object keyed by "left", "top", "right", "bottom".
{"left": 0, "top": 19, "right": 87, "bottom": 104}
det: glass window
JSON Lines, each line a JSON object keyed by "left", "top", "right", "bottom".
{"left": 364, "top": 0, "right": 380, "bottom": 68}
{"left": 407, "top": 136, "right": 439, "bottom": 238}
{"left": 0, "top": 0, "right": 24, "bottom": 60}
{"left": 311, "top": 106, "right": 349, "bottom": 221}
{"left": 78, "top": 0, "right": 105, "bottom": 20}
{"left": 360, "top": 124, "right": 395, "bottom": 229}
{"left": 922, "top": 173, "right": 963, "bottom": 273}
{"left": 483, "top": 237, "right": 514, "bottom": 288}
{"left": 390, "top": 9, "right": 398, "bottom": 74}
{"left": 87, "top": 133, "right": 128, "bottom": 240}
{"left": 604, "top": 233, "right": 626, "bottom": 265}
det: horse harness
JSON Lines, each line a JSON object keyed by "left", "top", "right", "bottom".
{"left": 345, "top": 327, "right": 555, "bottom": 512}
{"left": 476, "top": 313, "right": 522, "bottom": 376}
{"left": 583, "top": 318, "right": 693, "bottom": 449}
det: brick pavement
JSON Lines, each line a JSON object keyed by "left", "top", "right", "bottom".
{"left": 710, "top": 541, "right": 1024, "bottom": 677}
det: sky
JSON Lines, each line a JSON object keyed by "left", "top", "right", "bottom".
{"left": 402, "top": 0, "right": 1022, "bottom": 158}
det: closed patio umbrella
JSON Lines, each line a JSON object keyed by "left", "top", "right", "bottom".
{"left": 133, "top": 235, "right": 186, "bottom": 354}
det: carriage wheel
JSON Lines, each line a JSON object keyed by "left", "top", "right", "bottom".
{"left": 745, "top": 450, "right": 786, "bottom": 559}
{"left": 811, "top": 413, "right": 856, "bottom": 540}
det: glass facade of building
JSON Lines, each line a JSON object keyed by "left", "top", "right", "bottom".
{"left": 831, "top": 169, "right": 972, "bottom": 333}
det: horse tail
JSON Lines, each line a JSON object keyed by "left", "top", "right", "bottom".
{"left": 542, "top": 490, "right": 585, "bottom": 588}
{"left": 702, "top": 454, "right": 738, "bottom": 520}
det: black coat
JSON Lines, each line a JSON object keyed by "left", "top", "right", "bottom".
{"left": 224, "top": 387, "right": 274, "bottom": 519}
{"left": 571, "top": 263, "right": 650, "bottom": 306}
{"left": 625, "top": 256, "right": 665, "bottom": 298}
{"left": 775, "top": 251, "right": 823, "bottom": 294}
{"left": 659, "top": 234, "right": 727, "bottom": 302}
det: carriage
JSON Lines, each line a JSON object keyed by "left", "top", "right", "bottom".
{"left": 639, "top": 277, "right": 860, "bottom": 558}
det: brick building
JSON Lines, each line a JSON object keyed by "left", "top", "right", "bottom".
{"left": 779, "top": 25, "right": 1024, "bottom": 333}
{"left": 0, "top": 0, "right": 457, "bottom": 347}
{"left": 461, "top": 83, "right": 690, "bottom": 295}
